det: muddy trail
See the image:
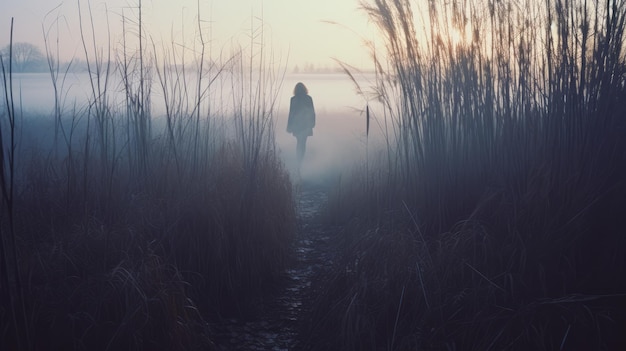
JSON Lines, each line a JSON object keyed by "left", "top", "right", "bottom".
{"left": 211, "top": 181, "right": 336, "bottom": 350}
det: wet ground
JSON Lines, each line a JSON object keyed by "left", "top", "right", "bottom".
{"left": 212, "top": 181, "right": 334, "bottom": 350}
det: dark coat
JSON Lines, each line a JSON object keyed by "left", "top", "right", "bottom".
{"left": 287, "top": 94, "right": 315, "bottom": 137}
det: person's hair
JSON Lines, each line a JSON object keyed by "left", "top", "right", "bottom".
{"left": 294, "top": 82, "right": 308, "bottom": 96}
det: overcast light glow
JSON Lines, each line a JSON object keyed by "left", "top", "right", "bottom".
{"left": 1, "top": 0, "right": 379, "bottom": 70}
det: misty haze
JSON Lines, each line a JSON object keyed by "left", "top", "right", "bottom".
{"left": 2, "top": 1, "right": 626, "bottom": 350}
{"left": 10, "top": 70, "right": 377, "bottom": 182}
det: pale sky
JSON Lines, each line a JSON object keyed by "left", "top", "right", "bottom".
{"left": 0, "top": 0, "right": 379, "bottom": 70}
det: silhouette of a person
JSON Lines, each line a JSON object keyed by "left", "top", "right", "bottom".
{"left": 286, "top": 82, "right": 316, "bottom": 169}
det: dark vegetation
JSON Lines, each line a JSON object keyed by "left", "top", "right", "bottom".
{"left": 308, "top": 0, "right": 626, "bottom": 350}
{"left": 2, "top": 0, "right": 626, "bottom": 350}
{"left": 1, "top": 3, "right": 293, "bottom": 350}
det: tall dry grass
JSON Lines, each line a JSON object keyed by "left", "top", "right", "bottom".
{"left": 1, "top": 2, "right": 295, "bottom": 350}
{"left": 311, "top": 0, "right": 626, "bottom": 349}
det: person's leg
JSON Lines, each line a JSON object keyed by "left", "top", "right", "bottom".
{"left": 296, "top": 135, "right": 307, "bottom": 166}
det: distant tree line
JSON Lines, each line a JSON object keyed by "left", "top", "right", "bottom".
{"left": 292, "top": 63, "right": 344, "bottom": 74}
{"left": 292, "top": 62, "right": 375, "bottom": 74}
{"left": 0, "top": 42, "right": 47, "bottom": 72}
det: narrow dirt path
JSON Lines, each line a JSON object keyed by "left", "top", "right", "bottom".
{"left": 212, "top": 181, "right": 334, "bottom": 350}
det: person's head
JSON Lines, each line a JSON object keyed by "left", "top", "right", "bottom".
{"left": 294, "top": 82, "right": 308, "bottom": 96}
